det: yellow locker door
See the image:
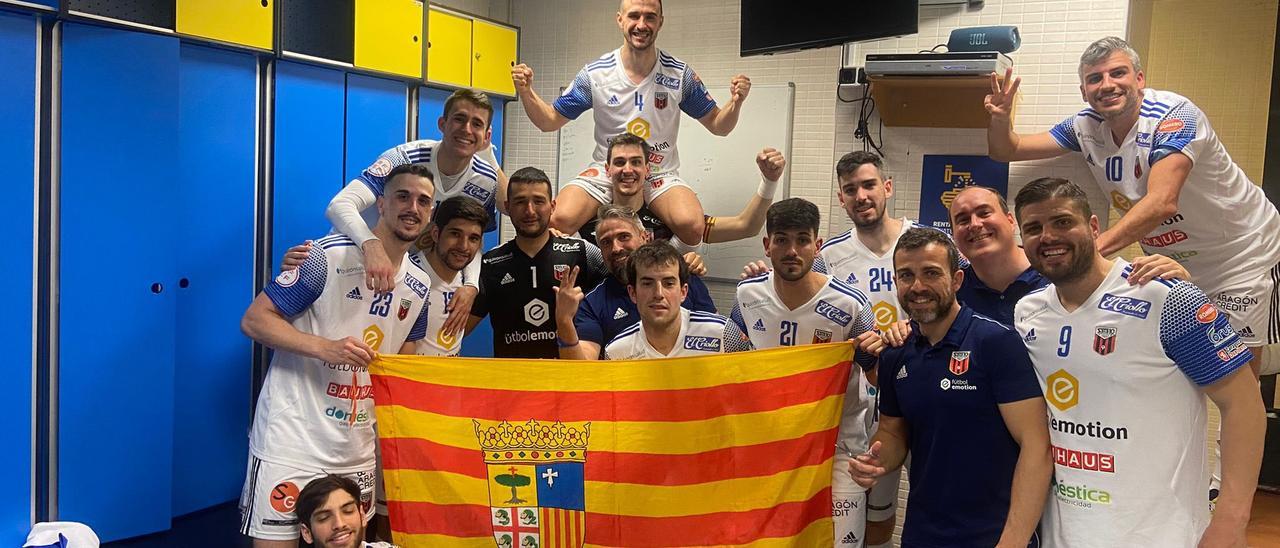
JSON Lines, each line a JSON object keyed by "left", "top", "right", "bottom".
{"left": 471, "top": 20, "right": 517, "bottom": 96}
{"left": 176, "top": 0, "right": 273, "bottom": 50}
{"left": 355, "top": 0, "right": 424, "bottom": 78}
{"left": 427, "top": 8, "right": 472, "bottom": 88}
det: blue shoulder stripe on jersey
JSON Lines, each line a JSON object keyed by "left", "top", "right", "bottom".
{"left": 658, "top": 51, "right": 686, "bottom": 69}
{"left": 406, "top": 149, "right": 432, "bottom": 161}
{"left": 689, "top": 311, "right": 727, "bottom": 325}
{"left": 471, "top": 159, "right": 499, "bottom": 180}
{"left": 1025, "top": 286, "right": 1049, "bottom": 297}
{"left": 737, "top": 273, "right": 769, "bottom": 286}
{"left": 828, "top": 278, "right": 870, "bottom": 305}
{"left": 1139, "top": 113, "right": 1165, "bottom": 120}
{"left": 608, "top": 322, "right": 642, "bottom": 345}
{"left": 586, "top": 58, "right": 617, "bottom": 72}
{"left": 1140, "top": 105, "right": 1169, "bottom": 114}
{"left": 316, "top": 233, "right": 349, "bottom": 244}
{"left": 820, "top": 230, "right": 854, "bottom": 250}
{"left": 1141, "top": 99, "right": 1171, "bottom": 108}
{"left": 318, "top": 235, "right": 356, "bottom": 249}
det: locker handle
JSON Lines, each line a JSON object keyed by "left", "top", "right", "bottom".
{"left": 151, "top": 283, "right": 163, "bottom": 294}
{"left": 260, "top": 0, "right": 268, "bottom": 6}
{"left": 179, "top": 278, "right": 190, "bottom": 289}
{"left": 413, "top": 35, "right": 419, "bottom": 42}
{"left": 475, "top": 52, "right": 481, "bottom": 60}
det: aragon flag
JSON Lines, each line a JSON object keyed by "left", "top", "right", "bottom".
{"left": 370, "top": 342, "right": 853, "bottom": 547}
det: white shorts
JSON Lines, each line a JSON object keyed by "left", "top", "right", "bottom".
{"left": 238, "top": 455, "right": 377, "bottom": 541}
{"left": 832, "top": 452, "right": 868, "bottom": 547}
{"left": 563, "top": 162, "right": 691, "bottom": 204}
{"left": 866, "top": 468, "right": 901, "bottom": 522}
{"left": 1209, "top": 260, "right": 1280, "bottom": 347}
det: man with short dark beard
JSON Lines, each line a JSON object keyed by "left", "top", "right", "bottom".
{"left": 850, "top": 228, "right": 1050, "bottom": 548}
{"left": 468, "top": 168, "right": 607, "bottom": 358}
{"left": 729, "top": 198, "right": 877, "bottom": 548}
{"left": 1011, "top": 177, "right": 1264, "bottom": 546}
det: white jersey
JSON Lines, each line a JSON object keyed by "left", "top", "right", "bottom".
{"left": 553, "top": 48, "right": 717, "bottom": 175}
{"left": 730, "top": 272, "right": 877, "bottom": 455}
{"left": 408, "top": 250, "right": 465, "bottom": 357}
{"left": 603, "top": 308, "right": 752, "bottom": 360}
{"left": 250, "top": 234, "right": 431, "bottom": 473}
{"left": 1049, "top": 89, "right": 1280, "bottom": 291}
{"left": 1014, "top": 259, "right": 1250, "bottom": 547}
{"left": 819, "top": 219, "right": 921, "bottom": 334}
{"left": 354, "top": 139, "right": 500, "bottom": 231}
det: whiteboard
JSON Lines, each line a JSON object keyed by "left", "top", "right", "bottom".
{"left": 557, "top": 83, "right": 795, "bottom": 281}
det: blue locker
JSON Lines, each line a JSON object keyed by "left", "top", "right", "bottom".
{"left": 418, "top": 87, "right": 506, "bottom": 358}
{"left": 173, "top": 43, "right": 256, "bottom": 517}
{"left": 273, "top": 60, "right": 345, "bottom": 270}
{"left": 345, "top": 73, "right": 407, "bottom": 188}
{"left": 0, "top": 11, "right": 36, "bottom": 548}
{"left": 59, "top": 22, "right": 179, "bottom": 541}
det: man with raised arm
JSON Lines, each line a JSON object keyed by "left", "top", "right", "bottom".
{"left": 985, "top": 36, "right": 1280, "bottom": 380}
{"left": 238, "top": 164, "right": 434, "bottom": 547}
{"left": 511, "top": 0, "right": 750, "bottom": 254}
{"left": 326, "top": 89, "right": 507, "bottom": 339}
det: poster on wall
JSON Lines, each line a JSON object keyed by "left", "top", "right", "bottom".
{"left": 919, "top": 155, "right": 1010, "bottom": 234}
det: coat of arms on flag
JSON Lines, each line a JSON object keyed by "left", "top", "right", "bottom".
{"left": 476, "top": 419, "right": 588, "bottom": 548}
{"left": 370, "top": 343, "right": 854, "bottom": 547}
{"left": 948, "top": 351, "right": 970, "bottom": 375}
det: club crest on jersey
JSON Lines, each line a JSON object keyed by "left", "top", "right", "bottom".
{"left": 369, "top": 158, "right": 393, "bottom": 177}
{"left": 398, "top": 298, "right": 412, "bottom": 320}
{"left": 1134, "top": 155, "right": 1143, "bottom": 178}
{"left": 949, "top": 351, "right": 971, "bottom": 375}
{"left": 463, "top": 182, "right": 493, "bottom": 202}
{"left": 578, "top": 168, "right": 600, "bottom": 178}
{"left": 553, "top": 264, "right": 570, "bottom": 281}
{"left": 654, "top": 73, "right": 680, "bottom": 90}
{"left": 1098, "top": 294, "right": 1151, "bottom": 319}
{"left": 275, "top": 269, "right": 299, "bottom": 287}
{"left": 683, "top": 336, "right": 722, "bottom": 352}
{"left": 403, "top": 273, "right": 429, "bottom": 298}
{"left": 654, "top": 91, "right": 669, "bottom": 110}
{"left": 812, "top": 329, "right": 832, "bottom": 344}
{"left": 1093, "top": 326, "right": 1117, "bottom": 356}
{"left": 814, "top": 300, "right": 852, "bottom": 327}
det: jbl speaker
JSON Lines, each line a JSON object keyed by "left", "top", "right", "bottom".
{"left": 947, "top": 26, "right": 1020, "bottom": 54}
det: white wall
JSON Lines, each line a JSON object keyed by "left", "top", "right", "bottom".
{"left": 503, "top": 0, "right": 1128, "bottom": 242}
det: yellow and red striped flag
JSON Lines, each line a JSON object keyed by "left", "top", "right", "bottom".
{"left": 370, "top": 342, "right": 853, "bottom": 547}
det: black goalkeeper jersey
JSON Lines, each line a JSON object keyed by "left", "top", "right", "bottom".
{"left": 473, "top": 236, "right": 607, "bottom": 358}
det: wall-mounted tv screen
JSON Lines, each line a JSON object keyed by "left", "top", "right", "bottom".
{"left": 740, "top": 1, "right": 920, "bottom": 57}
